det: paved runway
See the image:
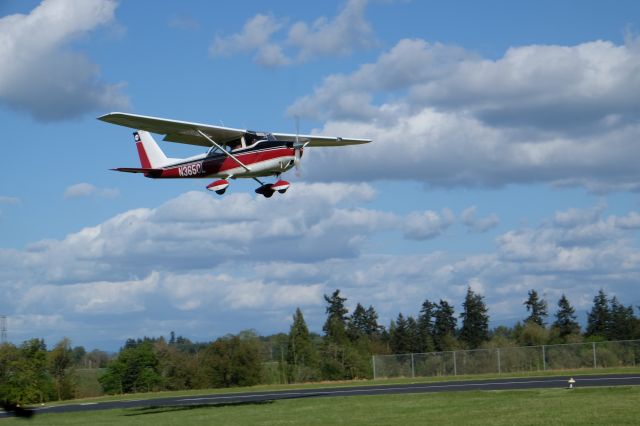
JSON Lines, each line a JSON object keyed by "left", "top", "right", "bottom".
{"left": 2, "top": 373, "right": 639, "bottom": 418}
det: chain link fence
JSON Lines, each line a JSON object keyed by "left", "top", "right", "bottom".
{"left": 372, "top": 339, "right": 640, "bottom": 379}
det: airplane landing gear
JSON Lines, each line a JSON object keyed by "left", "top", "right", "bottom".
{"left": 255, "top": 183, "right": 275, "bottom": 198}
{"left": 206, "top": 179, "right": 229, "bottom": 194}
{"left": 254, "top": 179, "right": 290, "bottom": 198}
{"left": 207, "top": 178, "right": 290, "bottom": 198}
{"left": 272, "top": 180, "right": 290, "bottom": 193}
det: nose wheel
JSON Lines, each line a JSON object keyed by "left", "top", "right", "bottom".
{"left": 255, "top": 179, "right": 290, "bottom": 197}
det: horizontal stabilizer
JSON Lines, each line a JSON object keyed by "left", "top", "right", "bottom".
{"left": 111, "top": 167, "right": 162, "bottom": 177}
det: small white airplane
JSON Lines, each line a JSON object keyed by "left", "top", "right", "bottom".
{"left": 98, "top": 112, "right": 372, "bottom": 197}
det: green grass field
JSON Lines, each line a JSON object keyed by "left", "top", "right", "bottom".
{"left": 4, "top": 386, "right": 639, "bottom": 425}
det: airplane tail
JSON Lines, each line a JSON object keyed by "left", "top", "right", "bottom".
{"left": 133, "top": 131, "right": 170, "bottom": 168}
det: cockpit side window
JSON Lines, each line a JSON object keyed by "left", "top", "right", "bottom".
{"left": 223, "top": 137, "right": 243, "bottom": 152}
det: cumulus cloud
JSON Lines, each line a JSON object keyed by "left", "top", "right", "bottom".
{"left": 461, "top": 206, "right": 500, "bottom": 233}
{"left": 63, "top": 183, "right": 119, "bottom": 199}
{"left": 289, "top": 38, "right": 640, "bottom": 192}
{"left": 0, "top": 0, "right": 129, "bottom": 121}
{"left": 2, "top": 190, "right": 640, "bottom": 347}
{"left": 1, "top": 183, "right": 392, "bottom": 285}
{"left": 403, "top": 208, "right": 454, "bottom": 240}
{"left": 210, "top": 0, "right": 376, "bottom": 67}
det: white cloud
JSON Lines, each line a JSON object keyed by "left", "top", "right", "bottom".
{"left": 289, "top": 38, "right": 640, "bottom": 192}
{"left": 20, "top": 273, "right": 160, "bottom": 315}
{"left": 287, "top": 0, "right": 376, "bottom": 61}
{"left": 63, "top": 183, "right": 119, "bottom": 199}
{"left": 2, "top": 191, "right": 640, "bottom": 348}
{"left": 554, "top": 205, "right": 605, "bottom": 227}
{"left": 403, "top": 208, "right": 453, "bottom": 240}
{"left": 614, "top": 211, "right": 640, "bottom": 229}
{"left": 210, "top": 14, "right": 289, "bottom": 67}
{"left": 0, "top": 0, "right": 129, "bottom": 121}
{"left": 209, "top": 0, "right": 376, "bottom": 67}
{"left": 462, "top": 206, "right": 500, "bottom": 233}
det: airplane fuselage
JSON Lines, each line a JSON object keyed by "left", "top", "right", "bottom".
{"left": 146, "top": 140, "right": 297, "bottom": 179}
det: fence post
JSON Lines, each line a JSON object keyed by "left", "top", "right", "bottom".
{"left": 453, "top": 351, "right": 457, "bottom": 376}
{"left": 592, "top": 342, "right": 597, "bottom": 368}
{"left": 497, "top": 348, "right": 501, "bottom": 374}
{"left": 542, "top": 345, "right": 546, "bottom": 370}
{"left": 411, "top": 353, "right": 415, "bottom": 378}
{"left": 372, "top": 355, "right": 376, "bottom": 380}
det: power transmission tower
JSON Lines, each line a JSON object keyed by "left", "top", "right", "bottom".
{"left": 0, "top": 315, "right": 6, "bottom": 344}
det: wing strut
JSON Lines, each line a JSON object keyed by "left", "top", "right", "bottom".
{"left": 196, "top": 129, "right": 251, "bottom": 172}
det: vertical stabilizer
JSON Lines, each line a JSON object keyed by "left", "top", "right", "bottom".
{"left": 134, "top": 131, "right": 169, "bottom": 168}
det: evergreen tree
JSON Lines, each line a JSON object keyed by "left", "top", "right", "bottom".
{"left": 552, "top": 294, "right": 580, "bottom": 338}
{"left": 417, "top": 299, "right": 436, "bottom": 353}
{"left": 286, "top": 308, "right": 319, "bottom": 382}
{"left": 523, "top": 289, "right": 548, "bottom": 326}
{"left": 390, "top": 313, "right": 411, "bottom": 353}
{"left": 607, "top": 297, "right": 636, "bottom": 340}
{"left": 321, "top": 289, "right": 350, "bottom": 379}
{"left": 322, "top": 289, "right": 349, "bottom": 343}
{"left": 364, "top": 305, "right": 382, "bottom": 337}
{"left": 459, "top": 287, "right": 490, "bottom": 349}
{"left": 406, "top": 316, "right": 420, "bottom": 353}
{"left": 347, "top": 303, "right": 368, "bottom": 341}
{"left": 433, "top": 300, "right": 457, "bottom": 351}
{"left": 586, "top": 289, "right": 610, "bottom": 338}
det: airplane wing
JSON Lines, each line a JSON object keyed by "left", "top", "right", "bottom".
{"left": 98, "top": 112, "right": 246, "bottom": 147}
{"left": 271, "top": 132, "right": 372, "bottom": 147}
{"left": 98, "top": 112, "right": 372, "bottom": 147}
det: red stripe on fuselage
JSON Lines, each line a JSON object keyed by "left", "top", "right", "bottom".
{"left": 158, "top": 147, "right": 294, "bottom": 178}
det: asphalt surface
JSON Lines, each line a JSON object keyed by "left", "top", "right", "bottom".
{"left": 2, "top": 373, "right": 639, "bottom": 418}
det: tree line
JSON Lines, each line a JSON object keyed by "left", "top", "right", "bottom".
{"left": 1, "top": 288, "right": 639, "bottom": 403}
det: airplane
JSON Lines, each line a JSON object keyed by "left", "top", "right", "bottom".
{"left": 98, "top": 112, "right": 372, "bottom": 197}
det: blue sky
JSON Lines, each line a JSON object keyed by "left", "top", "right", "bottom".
{"left": 1, "top": 0, "right": 640, "bottom": 350}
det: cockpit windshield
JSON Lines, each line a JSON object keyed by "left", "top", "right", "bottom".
{"left": 206, "top": 145, "right": 224, "bottom": 156}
